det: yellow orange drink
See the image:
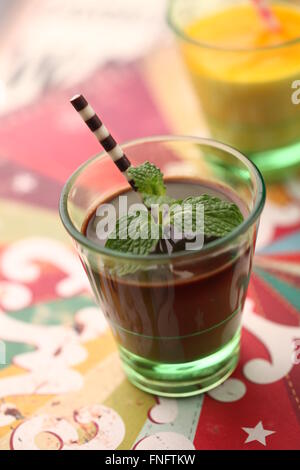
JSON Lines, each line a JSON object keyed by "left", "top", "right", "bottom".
{"left": 168, "top": 0, "right": 300, "bottom": 179}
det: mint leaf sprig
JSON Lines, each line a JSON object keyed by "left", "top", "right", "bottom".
{"left": 104, "top": 161, "right": 244, "bottom": 261}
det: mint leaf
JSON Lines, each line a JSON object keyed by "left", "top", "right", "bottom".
{"left": 128, "top": 162, "right": 166, "bottom": 197}
{"left": 105, "top": 211, "right": 159, "bottom": 255}
{"left": 170, "top": 195, "right": 244, "bottom": 238}
{"left": 105, "top": 211, "right": 161, "bottom": 276}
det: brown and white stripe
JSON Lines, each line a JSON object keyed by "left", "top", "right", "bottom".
{"left": 70, "top": 94, "right": 136, "bottom": 190}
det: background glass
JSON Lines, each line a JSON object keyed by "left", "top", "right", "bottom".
{"left": 168, "top": 0, "right": 300, "bottom": 181}
{"left": 60, "top": 136, "right": 265, "bottom": 397}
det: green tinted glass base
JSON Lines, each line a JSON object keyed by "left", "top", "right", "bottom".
{"left": 249, "top": 141, "right": 300, "bottom": 183}
{"left": 206, "top": 138, "right": 300, "bottom": 183}
{"left": 119, "top": 331, "right": 240, "bottom": 397}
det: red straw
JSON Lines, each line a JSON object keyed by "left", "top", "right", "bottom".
{"left": 251, "top": 0, "right": 281, "bottom": 32}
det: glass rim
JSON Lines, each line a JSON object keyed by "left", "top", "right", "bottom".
{"left": 59, "top": 135, "right": 266, "bottom": 262}
{"left": 167, "top": 0, "right": 300, "bottom": 53}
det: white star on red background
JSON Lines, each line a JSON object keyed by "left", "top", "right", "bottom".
{"left": 242, "top": 421, "right": 275, "bottom": 446}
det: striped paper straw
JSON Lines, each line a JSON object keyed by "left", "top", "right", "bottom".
{"left": 70, "top": 94, "right": 136, "bottom": 190}
{"left": 251, "top": 0, "right": 281, "bottom": 31}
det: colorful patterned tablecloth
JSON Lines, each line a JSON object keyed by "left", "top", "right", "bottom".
{"left": 0, "top": 2, "right": 300, "bottom": 451}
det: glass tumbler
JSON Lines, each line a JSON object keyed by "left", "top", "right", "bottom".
{"left": 59, "top": 136, "right": 265, "bottom": 397}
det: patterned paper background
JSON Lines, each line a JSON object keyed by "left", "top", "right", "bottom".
{"left": 0, "top": 0, "right": 299, "bottom": 450}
